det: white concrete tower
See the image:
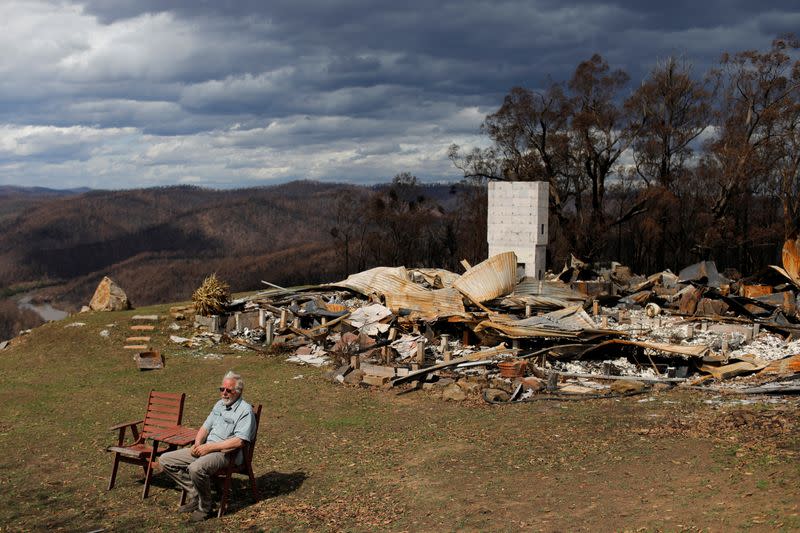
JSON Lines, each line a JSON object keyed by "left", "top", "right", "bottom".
{"left": 487, "top": 181, "right": 549, "bottom": 279}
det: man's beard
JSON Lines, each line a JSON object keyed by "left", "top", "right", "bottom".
{"left": 223, "top": 394, "right": 238, "bottom": 406}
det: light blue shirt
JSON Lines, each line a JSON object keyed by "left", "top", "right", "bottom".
{"left": 202, "top": 397, "right": 255, "bottom": 464}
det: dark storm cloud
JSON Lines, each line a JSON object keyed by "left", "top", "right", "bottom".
{"left": 0, "top": 0, "right": 797, "bottom": 188}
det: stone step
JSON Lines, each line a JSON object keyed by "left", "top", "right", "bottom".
{"left": 126, "top": 336, "right": 151, "bottom": 342}
{"left": 130, "top": 325, "right": 155, "bottom": 331}
{"left": 131, "top": 315, "right": 159, "bottom": 321}
{"left": 123, "top": 345, "right": 149, "bottom": 350}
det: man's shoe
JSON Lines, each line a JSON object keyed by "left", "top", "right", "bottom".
{"left": 190, "top": 509, "right": 215, "bottom": 522}
{"left": 149, "top": 461, "right": 163, "bottom": 474}
{"left": 178, "top": 499, "right": 198, "bottom": 513}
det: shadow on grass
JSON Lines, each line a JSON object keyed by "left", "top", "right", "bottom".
{"left": 257, "top": 470, "right": 307, "bottom": 498}
{"left": 140, "top": 469, "right": 307, "bottom": 514}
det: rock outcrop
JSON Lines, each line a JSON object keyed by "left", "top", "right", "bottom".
{"left": 89, "top": 276, "right": 131, "bottom": 311}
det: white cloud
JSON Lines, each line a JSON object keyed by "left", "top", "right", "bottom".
{"left": 0, "top": 2, "right": 90, "bottom": 79}
{"left": 0, "top": 115, "right": 484, "bottom": 188}
{"left": 0, "top": 124, "right": 137, "bottom": 159}
{"left": 179, "top": 69, "right": 295, "bottom": 110}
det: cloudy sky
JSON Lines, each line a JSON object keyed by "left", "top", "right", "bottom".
{"left": 1, "top": 1, "right": 798, "bottom": 189}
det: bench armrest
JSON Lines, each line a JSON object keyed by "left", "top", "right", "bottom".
{"left": 109, "top": 419, "right": 144, "bottom": 431}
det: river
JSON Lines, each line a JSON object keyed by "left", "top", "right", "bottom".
{"left": 18, "top": 295, "right": 69, "bottom": 322}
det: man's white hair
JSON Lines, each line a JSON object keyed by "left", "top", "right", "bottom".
{"left": 223, "top": 370, "right": 244, "bottom": 393}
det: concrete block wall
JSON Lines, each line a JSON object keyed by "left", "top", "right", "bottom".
{"left": 487, "top": 181, "right": 548, "bottom": 279}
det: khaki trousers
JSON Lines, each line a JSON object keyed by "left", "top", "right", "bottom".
{"left": 159, "top": 447, "right": 229, "bottom": 512}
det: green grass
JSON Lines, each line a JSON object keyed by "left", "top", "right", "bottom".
{"left": 0, "top": 302, "right": 798, "bottom": 531}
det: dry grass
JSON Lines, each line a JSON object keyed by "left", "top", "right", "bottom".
{"left": 0, "top": 302, "right": 798, "bottom": 532}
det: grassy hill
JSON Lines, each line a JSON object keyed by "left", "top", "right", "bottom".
{"left": 0, "top": 303, "right": 798, "bottom": 531}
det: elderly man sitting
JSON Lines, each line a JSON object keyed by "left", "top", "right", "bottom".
{"left": 158, "top": 370, "right": 255, "bottom": 522}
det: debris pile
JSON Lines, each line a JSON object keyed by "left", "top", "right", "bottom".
{"left": 180, "top": 236, "right": 800, "bottom": 402}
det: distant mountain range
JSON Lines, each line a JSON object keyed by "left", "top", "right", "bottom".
{"left": 0, "top": 185, "right": 92, "bottom": 197}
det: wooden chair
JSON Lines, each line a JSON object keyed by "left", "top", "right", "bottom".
{"left": 107, "top": 390, "right": 186, "bottom": 498}
{"left": 180, "top": 404, "right": 262, "bottom": 517}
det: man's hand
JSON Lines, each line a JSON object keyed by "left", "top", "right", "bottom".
{"left": 190, "top": 443, "right": 213, "bottom": 457}
{"left": 191, "top": 426, "right": 211, "bottom": 457}
{"left": 190, "top": 437, "right": 244, "bottom": 457}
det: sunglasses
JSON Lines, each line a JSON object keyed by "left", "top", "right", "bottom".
{"left": 218, "top": 387, "right": 236, "bottom": 394}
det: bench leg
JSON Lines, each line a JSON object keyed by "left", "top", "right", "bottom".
{"left": 142, "top": 443, "right": 160, "bottom": 499}
{"left": 248, "top": 466, "right": 258, "bottom": 501}
{"left": 217, "top": 475, "right": 232, "bottom": 518}
{"left": 108, "top": 453, "right": 121, "bottom": 490}
{"left": 142, "top": 462, "right": 153, "bottom": 499}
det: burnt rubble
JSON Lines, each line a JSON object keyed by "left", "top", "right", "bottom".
{"left": 179, "top": 236, "right": 800, "bottom": 403}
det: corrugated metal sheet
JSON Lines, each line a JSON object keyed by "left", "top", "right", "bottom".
{"left": 453, "top": 252, "right": 517, "bottom": 303}
{"left": 409, "top": 268, "right": 461, "bottom": 288}
{"left": 385, "top": 287, "right": 466, "bottom": 318}
{"left": 519, "top": 305, "right": 596, "bottom": 330}
{"left": 678, "top": 261, "right": 729, "bottom": 288}
{"left": 474, "top": 306, "right": 599, "bottom": 338}
{"left": 499, "top": 295, "right": 577, "bottom": 310}
{"left": 328, "top": 266, "right": 410, "bottom": 295}
{"left": 474, "top": 318, "right": 584, "bottom": 338}
{"left": 327, "top": 266, "right": 466, "bottom": 318}
{"left": 782, "top": 235, "right": 800, "bottom": 287}
{"left": 514, "top": 279, "right": 587, "bottom": 301}
{"left": 768, "top": 265, "right": 800, "bottom": 289}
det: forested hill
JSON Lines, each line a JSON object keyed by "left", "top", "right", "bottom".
{"left": 1, "top": 182, "right": 357, "bottom": 307}
{"left": 0, "top": 180, "right": 485, "bottom": 338}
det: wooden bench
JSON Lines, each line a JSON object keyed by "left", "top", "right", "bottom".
{"left": 106, "top": 390, "right": 187, "bottom": 498}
